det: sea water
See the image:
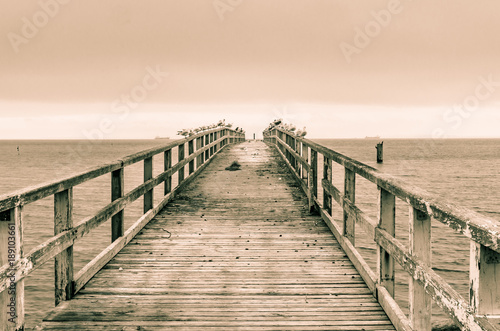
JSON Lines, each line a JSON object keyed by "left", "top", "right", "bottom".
{"left": 0, "top": 138, "right": 499, "bottom": 329}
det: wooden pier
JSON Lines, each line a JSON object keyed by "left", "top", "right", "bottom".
{"left": 41, "top": 141, "right": 394, "bottom": 330}
{"left": 1, "top": 125, "right": 500, "bottom": 330}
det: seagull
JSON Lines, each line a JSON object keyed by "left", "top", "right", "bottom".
{"left": 297, "top": 127, "right": 307, "bottom": 137}
{"left": 177, "top": 129, "right": 190, "bottom": 137}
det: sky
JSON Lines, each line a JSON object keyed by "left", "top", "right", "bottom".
{"left": 1, "top": 0, "right": 499, "bottom": 139}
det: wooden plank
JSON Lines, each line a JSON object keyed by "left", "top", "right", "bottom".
{"left": 310, "top": 149, "right": 318, "bottom": 212}
{"left": 54, "top": 189, "right": 73, "bottom": 306}
{"left": 164, "top": 149, "right": 172, "bottom": 195}
{"left": 377, "top": 286, "right": 412, "bottom": 331}
{"left": 377, "top": 188, "right": 395, "bottom": 297}
{"left": 178, "top": 143, "right": 185, "bottom": 184}
{"left": 144, "top": 157, "right": 153, "bottom": 213}
{"left": 317, "top": 204, "right": 377, "bottom": 294}
{"left": 409, "top": 207, "right": 431, "bottom": 331}
{"left": 188, "top": 139, "right": 195, "bottom": 175}
{"left": 343, "top": 168, "right": 356, "bottom": 245}
{"left": 111, "top": 168, "right": 124, "bottom": 242}
{"left": 323, "top": 156, "right": 332, "bottom": 215}
{"left": 470, "top": 242, "right": 500, "bottom": 315}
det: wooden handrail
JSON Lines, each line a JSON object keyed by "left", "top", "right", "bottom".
{"left": 0, "top": 126, "right": 245, "bottom": 331}
{"left": 264, "top": 126, "right": 500, "bottom": 331}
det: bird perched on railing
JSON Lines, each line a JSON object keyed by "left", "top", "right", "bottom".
{"left": 225, "top": 123, "right": 233, "bottom": 128}
{"left": 295, "top": 127, "right": 307, "bottom": 138}
{"left": 217, "top": 119, "right": 226, "bottom": 127}
{"left": 177, "top": 129, "right": 190, "bottom": 137}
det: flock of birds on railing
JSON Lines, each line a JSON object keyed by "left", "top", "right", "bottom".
{"left": 263, "top": 119, "right": 307, "bottom": 138}
{"left": 177, "top": 120, "right": 245, "bottom": 137}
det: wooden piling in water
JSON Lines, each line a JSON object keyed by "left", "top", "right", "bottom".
{"left": 376, "top": 142, "right": 384, "bottom": 163}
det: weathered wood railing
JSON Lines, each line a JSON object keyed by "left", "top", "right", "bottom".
{"left": 0, "top": 127, "right": 245, "bottom": 331}
{"left": 264, "top": 127, "right": 500, "bottom": 331}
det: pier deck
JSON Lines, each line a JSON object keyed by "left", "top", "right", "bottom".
{"left": 41, "top": 141, "right": 395, "bottom": 330}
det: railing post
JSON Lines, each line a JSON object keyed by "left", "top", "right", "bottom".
{"left": 111, "top": 168, "right": 124, "bottom": 242}
{"left": 178, "top": 143, "right": 185, "bottom": 184}
{"left": 204, "top": 134, "right": 209, "bottom": 161}
{"left": 470, "top": 243, "right": 500, "bottom": 315}
{"left": 292, "top": 137, "right": 297, "bottom": 170}
{"left": 144, "top": 157, "right": 153, "bottom": 213}
{"left": 54, "top": 189, "right": 74, "bottom": 306}
{"left": 377, "top": 188, "right": 395, "bottom": 296}
{"left": 309, "top": 149, "right": 318, "bottom": 213}
{"left": 1, "top": 207, "right": 24, "bottom": 331}
{"left": 409, "top": 207, "right": 432, "bottom": 331}
{"left": 196, "top": 137, "right": 202, "bottom": 169}
{"left": 213, "top": 132, "right": 218, "bottom": 153}
{"left": 164, "top": 149, "right": 172, "bottom": 195}
{"left": 343, "top": 168, "right": 356, "bottom": 245}
{"left": 188, "top": 139, "right": 195, "bottom": 175}
{"left": 323, "top": 156, "right": 332, "bottom": 215}
{"left": 297, "top": 139, "right": 302, "bottom": 177}
{"left": 210, "top": 133, "right": 214, "bottom": 157}
{"left": 302, "top": 142, "right": 308, "bottom": 182}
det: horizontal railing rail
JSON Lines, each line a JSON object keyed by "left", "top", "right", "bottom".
{"left": 0, "top": 127, "right": 245, "bottom": 331}
{"left": 263, "top": 126, "right": 500, "bottom": 331}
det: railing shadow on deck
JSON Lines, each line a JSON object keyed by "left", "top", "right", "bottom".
{"left": 263, "top": 126, "right": 500, "bottom": 331}
{"left": 0, "top": 127, "right": 245, "bottom": 331}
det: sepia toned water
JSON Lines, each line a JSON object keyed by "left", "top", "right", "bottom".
{"left": 1, "top": 138, "right": 499, "bottom": 329}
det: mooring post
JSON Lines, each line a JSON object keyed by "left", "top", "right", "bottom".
{"left": 376, "top": 142, "right": 384, "bottom": 163}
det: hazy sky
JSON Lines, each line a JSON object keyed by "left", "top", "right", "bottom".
{"left": 1, "top": 0, "right": 499, "bottom": 139}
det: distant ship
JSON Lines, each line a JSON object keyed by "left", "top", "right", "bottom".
{"left": 155, "top": 136, "right": 170, "bottom": 140}
{"left": 365, "top": 136, "right": 381, "bottom": 139}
